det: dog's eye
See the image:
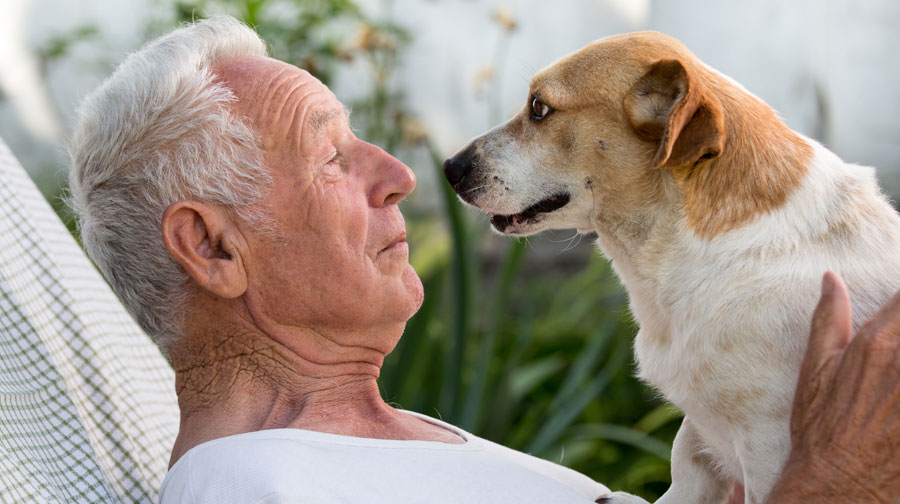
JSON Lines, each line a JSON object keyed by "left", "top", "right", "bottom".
{"left": 531, "top": 97, "right": 552, "bottom": 120}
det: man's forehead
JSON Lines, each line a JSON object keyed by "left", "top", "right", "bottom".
{"left": 216, "top": 55, "right": 310, "bottom": 81}
{"left": 214, "top": 55, "right": 349, "bottom": 145}
{"left": 214, "top": 55, "right": 323, "bottom": 105}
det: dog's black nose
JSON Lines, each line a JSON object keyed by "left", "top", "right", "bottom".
{"left": 443, "top": 155, "right": 470, "bottom": 187}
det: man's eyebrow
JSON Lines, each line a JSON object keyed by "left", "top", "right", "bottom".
{"left": 309, "top": 105, "right": 351, "bottom": 132}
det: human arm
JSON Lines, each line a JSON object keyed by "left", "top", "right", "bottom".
{"left": 766, "top": 272, "right": 900, "bottom": 503}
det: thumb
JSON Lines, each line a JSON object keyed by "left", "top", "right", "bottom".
{"left": 804, "top": 271, "right": 853, "bottom": 373}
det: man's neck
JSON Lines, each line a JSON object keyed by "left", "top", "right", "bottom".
{"left": 167, "top": 323, "right": 462, "bottom": 468}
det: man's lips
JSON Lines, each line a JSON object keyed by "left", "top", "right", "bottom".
{"left": 379, "top": 232, "right": 407, "bottom": 254}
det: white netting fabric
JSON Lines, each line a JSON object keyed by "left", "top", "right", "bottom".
{"left": 0, "top": 137, "right": 179, "bottom": 503}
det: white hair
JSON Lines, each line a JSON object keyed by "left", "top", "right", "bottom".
{"left": 67, "top": 16, "right": 272, "bottom": 352}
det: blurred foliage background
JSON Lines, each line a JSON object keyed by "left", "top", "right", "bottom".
{"left": 147, "top": 0, "right": 681, "bottom": 498}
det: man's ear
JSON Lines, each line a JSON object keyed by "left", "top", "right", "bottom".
{"left": 624, "top": 59, "right": 726, "bottom": 169}
{"left": 161, "top": 201, "right": 248, "bottom": 299}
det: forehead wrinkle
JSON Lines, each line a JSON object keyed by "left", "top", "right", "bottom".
{"left": 226, "top": 63, "right": 290, "bottom": 128}
{"left": 260, "top": 67, "right": 299, "bottom": 122}
{"left": 273, "top": 81, "right": 331, "bottom": 154}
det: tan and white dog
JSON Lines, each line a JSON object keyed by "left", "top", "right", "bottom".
{"left": 443, "top": 32, "right": 900, "bottom": 504}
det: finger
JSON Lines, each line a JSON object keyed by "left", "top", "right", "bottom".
{"left": 803, "top": 272, "right": 853, "bottom": 373}
{"left": 728, "top": 482, "right": 744, "bottom": 504}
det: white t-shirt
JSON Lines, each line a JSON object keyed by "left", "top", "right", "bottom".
{"left": 159, "top": 411, "right": 609, "bottom": 503}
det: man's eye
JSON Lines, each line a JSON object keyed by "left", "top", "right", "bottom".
{"left": 531, "top": 97, "right": 552, "bottom": 120}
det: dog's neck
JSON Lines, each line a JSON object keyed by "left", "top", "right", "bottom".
{"left": 669, "top": 76, "right": 814, "bottom": 240}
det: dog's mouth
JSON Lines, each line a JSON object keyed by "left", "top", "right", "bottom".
{"left": 490, "top": 193, "right": 571, "bottom": 233}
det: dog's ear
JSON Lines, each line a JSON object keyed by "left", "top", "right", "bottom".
{"left": 625, "top": 59, "right": 726, "bottom": 169}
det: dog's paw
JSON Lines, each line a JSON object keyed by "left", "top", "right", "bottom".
{"left": 595, "top": 491, "right": 651, "bottom": 504}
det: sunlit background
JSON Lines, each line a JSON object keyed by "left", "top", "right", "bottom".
{"left": 1, "top": 0, "right": 898, "bottom": 498}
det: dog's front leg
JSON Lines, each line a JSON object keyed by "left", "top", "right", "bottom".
{"left": 737, "top": 419, "right": 792, "bottom": 504}
{"left": 598, "top": 417, "right": 732, "bottom": 504}
{"left": 657, "top": 418, "right": 733, "bottom": 504}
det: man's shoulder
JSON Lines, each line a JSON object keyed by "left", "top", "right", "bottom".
{"left": 474, "top": 435, "right": 611, "bottom": 497}
{"left": 159, "top": 431, "right": 327, "bottom": 504}
{"left": 159, "top": 422, "right": 610, "bottom": 504}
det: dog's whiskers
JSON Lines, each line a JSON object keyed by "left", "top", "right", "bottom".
{"left": 555, "top": 231, "right": 584, "bottom": 253}
{"left": 458, "top": 183, "right": 489, "bottom": 196}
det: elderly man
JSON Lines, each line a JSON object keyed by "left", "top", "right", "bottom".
{"left": 67, "top": 16, "right": 900, "bottom": 504}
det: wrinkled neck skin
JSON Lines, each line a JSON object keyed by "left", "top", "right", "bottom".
{"left": 167, "top": 300, "right": 462, "bottom": 468}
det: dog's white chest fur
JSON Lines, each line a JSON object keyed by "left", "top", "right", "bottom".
{"left": 600, "top": 141, "right": 900, "bottom": 502}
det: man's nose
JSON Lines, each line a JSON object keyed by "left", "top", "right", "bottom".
{"left": 442, "top": 142, "right": 477, "bottom": 188}
{"left": 368, "top": 143, "right": 416, "bottom": 207}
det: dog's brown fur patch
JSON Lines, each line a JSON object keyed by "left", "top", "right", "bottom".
{"left": 671, "top": 79, "right": 813, "bottom": 239}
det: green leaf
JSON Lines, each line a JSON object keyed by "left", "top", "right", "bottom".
{"left": 634, "top": 404, "right": 683, "bottom": 434}
{"left": 509, "top": 356, "right": 567, "bottom": 400}
{"left": 527, "top": 340, "right": 630, "bottom": 455}
{"left": 572, "top": 423, "right": 672, "bottom": 459}
{"left": 459, "top": 238, "right": 527, "bottom": 431}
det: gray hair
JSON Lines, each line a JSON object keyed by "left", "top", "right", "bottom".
{"left": 67, "top": 16, "right": 272, "bottom": 352}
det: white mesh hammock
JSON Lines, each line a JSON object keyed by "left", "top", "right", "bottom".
{"left": 0, "top": 137, "right": 179, "bottom": 503}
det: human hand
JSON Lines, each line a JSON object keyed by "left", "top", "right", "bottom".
{"left": 728, "top": 483, "right": 743, "bottom": 504}
{"left": 768, "top": 271, "right": 900, "bottom": 503}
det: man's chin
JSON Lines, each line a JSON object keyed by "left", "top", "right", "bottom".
{"left": 402, "top": 265, "right": 425, "bottom": 314}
